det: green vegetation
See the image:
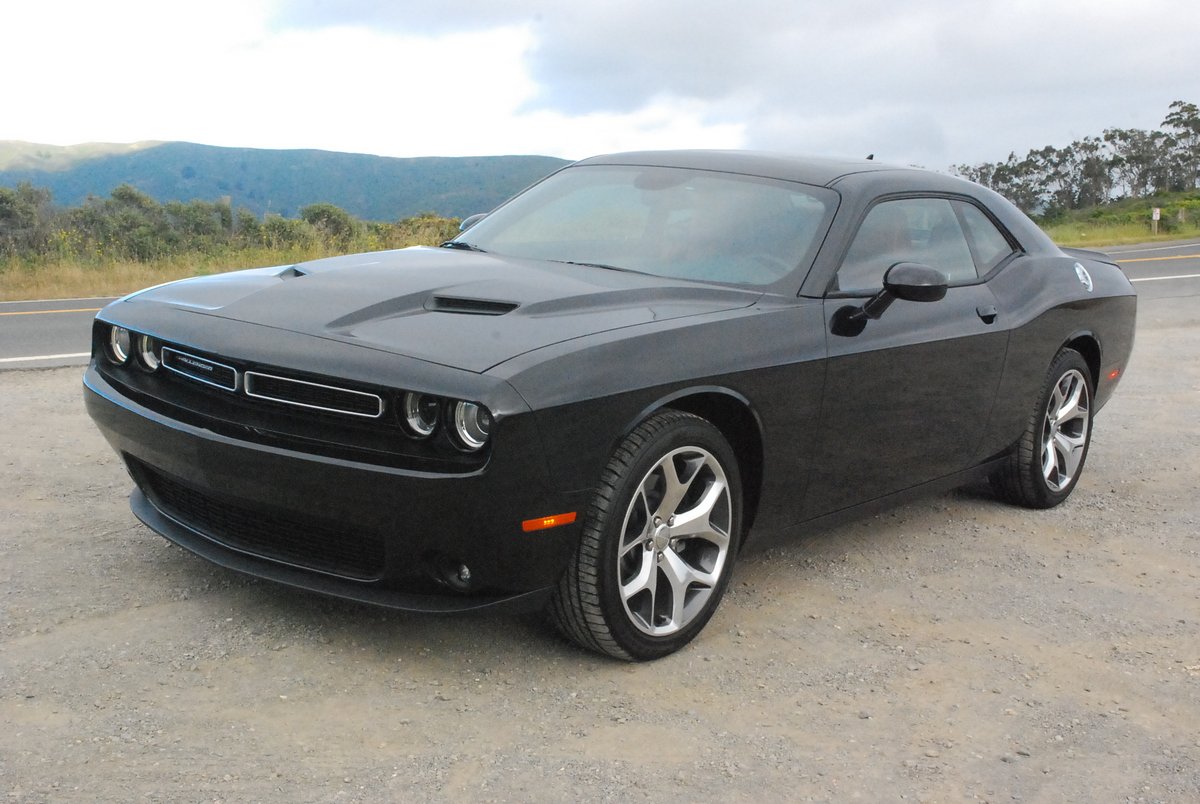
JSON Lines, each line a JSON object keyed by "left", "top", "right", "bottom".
{"left": 1041, "top": 190, "right": 1200, "bottom": 246}
{"left": 0, "top": 183, "right": 458, "bottom": 301}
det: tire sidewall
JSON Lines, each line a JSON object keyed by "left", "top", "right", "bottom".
{"left": 593, "top": 415, "right": 743, "bottom": 660}
{"left": 1029, "top": 350, "right": 1094, "bottom": 507}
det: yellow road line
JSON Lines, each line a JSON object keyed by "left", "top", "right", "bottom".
{"left": 0, "top": 307, "right": 101, "bottom": 316}
{"left": 1118, "top": 254, "right": 1200, "bottom": 263}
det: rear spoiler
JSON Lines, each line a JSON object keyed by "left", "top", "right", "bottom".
{"left": 1061, "top": 246, "right": 1120, "bottom": 269}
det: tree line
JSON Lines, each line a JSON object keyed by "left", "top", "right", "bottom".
{"left": 0, "top": 183, "right": 459, "bottom": 265}
{"left": 954, "top": 100, "right": 1200, "bottom": 218}
{"left": 5, "top": 101, "right": 1198, "bottom": 266}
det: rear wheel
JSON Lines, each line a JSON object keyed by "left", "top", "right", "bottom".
{"left": 549, "top": 410, "right": 742, "bottom": 660}
{"left": 993, "top": 348, "right": 1093, "bottom": 509}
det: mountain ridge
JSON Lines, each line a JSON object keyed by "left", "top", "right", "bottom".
{"left": 0, "top": 140, "right": 571, "bottom": 221}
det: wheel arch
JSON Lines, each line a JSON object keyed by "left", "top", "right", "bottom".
{"left": 1061, "top": 331, "right": 1101, "bottom": 387}
{"left": 622, "top": 387, "right": 765, "bottom": 540}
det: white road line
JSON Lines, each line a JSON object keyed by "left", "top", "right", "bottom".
{"left": 1110, "top": 243, "right": 1200, "bottom": 255}
{"left": 1128, "top": 273, "right": 1200, "bottom": 283}
{"left": 0, "top": 352, "right": 90, "bottom": 364}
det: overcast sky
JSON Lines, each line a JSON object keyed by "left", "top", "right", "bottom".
{"left": 4, "top": 0, "right": 1198, "bottom": 170}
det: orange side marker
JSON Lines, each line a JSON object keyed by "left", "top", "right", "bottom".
{"left": 522, "top": 512, "right": 578, "bottom": 532}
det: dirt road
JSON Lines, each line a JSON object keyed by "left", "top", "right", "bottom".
{"left": 2, "top": 296, "right": 1198, "bottom": 802}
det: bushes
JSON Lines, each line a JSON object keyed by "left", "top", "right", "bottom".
{"left": 0, "top": 184, "right": 459, "bottom": 268}
{"left": 0, "top": 185, "right": 463, "bottom": 298}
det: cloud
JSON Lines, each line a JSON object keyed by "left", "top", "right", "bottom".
{"left": 5, "top": 0, "right": 1199, "bottom": 170}
{"left": 269, "top": 0, "right": 1200, "bottom": 167}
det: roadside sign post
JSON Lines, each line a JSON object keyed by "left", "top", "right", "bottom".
{"left": 1152, "top": 207, "right": 1161, "bottom": 236}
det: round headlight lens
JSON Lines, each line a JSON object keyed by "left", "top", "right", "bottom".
{"left": 401, "top": 391, "right": 440, "bottom": 438}
{"left": 136, "top": 334, "right": 160, "bottom": 371}
{"left": 106, "top": 326, "right": 132, "bottom": 365}
{"left": 452, "top": 401, "right": 492, "bottom": 451}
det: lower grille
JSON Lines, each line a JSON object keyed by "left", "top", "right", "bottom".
{"left": 136, "top": 463, "right": 385, "bottom": 580}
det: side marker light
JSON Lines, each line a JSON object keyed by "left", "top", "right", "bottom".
{"left": 1107, "top": 368, "right": 1121, "bottom": 381}
{"left": 522, "top": 512, "right": 578, "bottom": 533}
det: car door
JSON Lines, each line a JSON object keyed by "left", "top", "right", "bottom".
{"left": 803, "top": 196, "right": 1013, "bottom": 515}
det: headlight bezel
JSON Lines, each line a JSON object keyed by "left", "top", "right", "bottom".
{"left": 105, "top": 325, "right": 132, "bottom": 365}
{"left": 400, "top": 391, "right": 441, "bottom": 439}
{"left": 451, "top": 400, "right": 493, "bottom": 452}
{"left": 135, "top": 333, "right": 160, "bottom": 371}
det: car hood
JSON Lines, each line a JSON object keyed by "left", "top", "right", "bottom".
{"left": 125, "top": 247, "right": 762, "bottom": 373}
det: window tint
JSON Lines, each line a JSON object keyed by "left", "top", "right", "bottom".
{"left": 836, "top": 198, "right": 976, "bottom": 291}
{"left": 462, "top": 165, "right": 837, "bottom": 287}
{"left": 957, "top": 202, "right": 1015, "bottom": 273}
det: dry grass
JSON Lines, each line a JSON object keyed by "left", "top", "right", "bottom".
{"left": 0, "top": 214, "right": 461, "bottom": 301}
{"left": 0, "top": 248, "right": 342, "bottom": 301}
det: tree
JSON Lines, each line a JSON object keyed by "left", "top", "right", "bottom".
{"left": 1162, "top": 100, "right": 1200, "bottom": 190}
{"left": 0, "top": 183, "right": 55, "bottom": 258}
{"left": 300, "top": 202, "right": 358, "bottom": 248}
{"left": 1104, "top": 128, "right": 1173, "bottom": 197}
{"left": 956, "top": 99, "right": 1199, "bottom": 216}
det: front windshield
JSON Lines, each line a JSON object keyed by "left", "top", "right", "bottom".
{"left": 454, "top": 164, "right": 837, "bottom": 287}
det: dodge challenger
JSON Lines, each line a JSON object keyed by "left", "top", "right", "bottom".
{"left": 84, "top": 151, "right": 1136, "bottom": 660}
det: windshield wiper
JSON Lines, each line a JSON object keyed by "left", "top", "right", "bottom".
{"left": 440, "top": 240, "right": 487, "bottom": 253}
{"left": 550, "top": 259, "right": 639, "bottom": 274}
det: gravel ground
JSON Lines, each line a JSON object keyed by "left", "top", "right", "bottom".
{"left": 2, "top": 296, "right": 1198, "bottom": 803}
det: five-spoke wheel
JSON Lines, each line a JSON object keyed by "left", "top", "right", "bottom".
{"left": 993, "top": 348, "right": 1094, "bottom": 509}
{"left": 549, "top": 410, "right": 742, "bottom": 660}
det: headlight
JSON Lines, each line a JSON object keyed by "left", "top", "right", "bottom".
{"left": 401, "top": 391, "right": 440, "bottom": 438}
{"left": 106, "top": 326, "right": 132, "bottom": 365}
{"left": 451, "top": 401, "right": 492, "bottom": 451}
{"left": 136, "top": 334, "right": 160, "bottom": 371}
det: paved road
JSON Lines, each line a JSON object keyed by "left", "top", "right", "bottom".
{"left": 1102, "top": 238, "right": 1200, "bottom": 300}
{"left": 0, "top": 297, "right": 116, "bottom": 369}
{"left": 1, "top": 239, "right": 1197, "bottom": 369}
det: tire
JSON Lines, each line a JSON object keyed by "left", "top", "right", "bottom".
{"left": 549, "top": 410, "right": 743, "bottom": 661}
{"left": 993, "top": 348, "right": 1094, "bottom": 509}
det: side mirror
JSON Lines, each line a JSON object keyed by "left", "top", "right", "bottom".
{"left": 832, "top": 262, "right": 949, "bottom": 337}
{"left": 883, "top": 262, "right": 948, "bottom": 303}
{"left": 459, "top": 213, "right": 487, "bottom": 232}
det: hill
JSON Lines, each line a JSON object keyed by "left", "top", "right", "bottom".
{"left": 0, "top": 141, "right": 570, "bottom": 220}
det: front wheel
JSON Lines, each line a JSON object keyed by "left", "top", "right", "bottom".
{"left": 549, "top": 410, "right": 743, "bottom": 660}
{"left": 993, "top": 348, "right": 1093, "bottom": 509}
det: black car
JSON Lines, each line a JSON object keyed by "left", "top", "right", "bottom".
{"left": 84, "top": 151, "right": 1136, "bottom": 660}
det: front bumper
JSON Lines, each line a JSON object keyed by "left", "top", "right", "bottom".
{"left": 84, "top": 366, "right": 588, "bottom": 613}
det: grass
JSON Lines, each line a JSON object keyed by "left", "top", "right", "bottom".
{"left": 1041, "top": 221, "right": 1200, "bottom": 247}
{"left": 0, "top": 247, "right": 342, "bottom": 301}
{"left": 0, "top": 214, "right": 461, "bottom": 301}
{"left": 1040, "top": 189, "right": 1200, "bottom": 247}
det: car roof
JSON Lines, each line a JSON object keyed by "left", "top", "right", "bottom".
{"left": 574, "top": 149, "right": 928, "bottom": 188}
{"left": 574, "top": 149, "right": 1058, "bottom": 259}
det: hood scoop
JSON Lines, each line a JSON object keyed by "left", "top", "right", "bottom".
{"left": 425, "top": 295, "right": 519, "bottom": 316}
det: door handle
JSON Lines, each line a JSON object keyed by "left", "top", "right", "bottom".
{"left": 976, "top": 304, "right": 998, "bottom": 324}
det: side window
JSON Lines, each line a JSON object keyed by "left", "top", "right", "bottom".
{"left": 836, "top": 198, "right": 976, "bottom": 292}
{"left": 957, "top": 202, "right": 1016, "bottom": 274}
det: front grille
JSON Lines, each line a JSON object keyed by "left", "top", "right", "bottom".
{"left": 245, "top": 371, "right": 384, "bottom": 418}
{"left": 162, "top": 347, "right": 238, "bottom": 390}
{"left": 137, "top": 463, "right": 385, "bottom": 580}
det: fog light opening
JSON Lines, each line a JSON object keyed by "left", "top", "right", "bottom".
{"left": 428, "top": 554, "right": 474, "bottom": 592}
